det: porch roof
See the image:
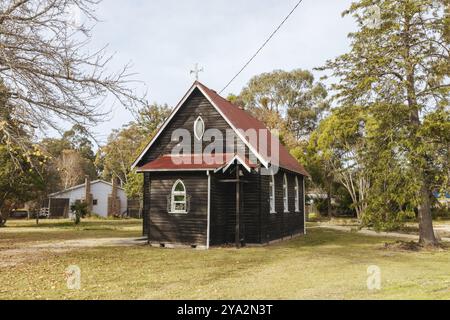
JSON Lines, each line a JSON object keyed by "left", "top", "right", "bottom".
{"left": 136, "top": 153, "right": 257, "bottom": 172}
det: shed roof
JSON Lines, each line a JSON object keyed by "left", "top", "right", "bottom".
{"left": 49, "top": 180, "right": 124, "bottom": 197}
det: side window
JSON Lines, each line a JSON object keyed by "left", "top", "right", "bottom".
{"left": 283, "top": 174, "right": 289, "bottom": 213}
{"left": 295, "top": 177, "right": 299, "bottom": 212}
{"left": 169, "top": 180, "right": 187, "bottom": 214}
{"left": 269, "top": 174, "right": 276, "bottom": 213}
{"left": 194, "top": 116, "right": 205, "bottom": 140}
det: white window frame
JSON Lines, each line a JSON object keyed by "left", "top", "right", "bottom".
{"left": 283, "top": 174, "right": 289, "bottom": 213}
{"left": 170, "top": 180, "right": 187, "bottom": 214}
{"left": 269, "top": 174, "right": 276, "bottom": 214}
{"left": 194, "top": 116, "right": 205, "bottom": 140}
{"left": 295, "top": 176, "right": 300, "bottom": 212}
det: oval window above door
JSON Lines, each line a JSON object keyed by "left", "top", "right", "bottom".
{"left": 194, "top": 116, "right": 205, "bottom": 140}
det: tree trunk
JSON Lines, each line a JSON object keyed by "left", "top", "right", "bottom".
{"left": 418, "top": 181, "right": 437, "bottom": 246}
{"left": 401, "top": 10, "right": 438, "bottom": 246}
{"left": 407, "top": 82, "right": 437, "bottom": 246}
{"left": 408, "top": 114, "right": 437, "bottom": 246}
{"left": 0, "top": 212, "right": 6, "bottom": 227}
{"left": 0, "top": 197, "right": 9, "bottom": 226}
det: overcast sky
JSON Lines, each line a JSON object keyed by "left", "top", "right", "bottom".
{"left": 84, "top": 0, "right": 356, "bottom": 144}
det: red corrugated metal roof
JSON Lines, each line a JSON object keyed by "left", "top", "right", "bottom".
{"left": 135, "top": 81, "right": 309, "bottom": 176}
{"left": 196, "top": 82, "right": 309, "bottom": 176}
{"left": 137, "top": 153, "right": 257, "bottom": 172}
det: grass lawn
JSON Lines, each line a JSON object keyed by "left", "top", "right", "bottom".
{"left": 314, "top": 216, "right": 450, "bottom": 238}
{"left": 0, "top": 219, "right": 449, "bottom": 300}
{"left": 0, "top": 219, "right": 142, "bottom": 249}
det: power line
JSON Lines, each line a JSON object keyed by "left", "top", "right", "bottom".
{"left": 219, "top": 0, "right": 304, "bottom": 94}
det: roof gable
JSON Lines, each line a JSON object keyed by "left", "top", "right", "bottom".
{"left": 132, "top": 81, "right": 309, "bottom": 176}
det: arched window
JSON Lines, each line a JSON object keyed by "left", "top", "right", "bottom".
{"left": 295, "top": 177, "right": 300, "bottom": 212}
{"left": 283, "top": 174, "right": 289, "bottom": 213}
{"left": 171, "top": 180, "right": 187, "bottom": 213}
{"left": 194, "top": 116, "right": 205, "bottom": 140}
{"left": 269, "top": 174, "right": 275, "bottom": 213}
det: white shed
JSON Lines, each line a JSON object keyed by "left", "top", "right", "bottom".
{"left": 49, "top": 180, "right": 127, "bottom": 218}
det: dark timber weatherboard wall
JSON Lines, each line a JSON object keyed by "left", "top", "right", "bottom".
{"left": 209, "top": 171, "right": 261, "bottom": 245}
{"left": 147, "top": 172, "right": 208, "bottom": 246}
{"left": 259, "top": 170, "right": 305, "bottom": 243}
{"left": 208, "top": 169, "right": 305, "bottom": 246}
{"left": 140, "top": 88, "right": 250, "bottom": 165}
{"left": 144, "top": 168, "right": 305, "bottom": 246}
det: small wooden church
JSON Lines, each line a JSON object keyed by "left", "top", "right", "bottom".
{"left": 132, "top": 81, "right": 309, "bottom": 248}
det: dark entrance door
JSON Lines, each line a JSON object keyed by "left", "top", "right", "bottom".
{"left": 219, "top": 166, "right": 245, "bottom": 247}
{"left": 49, "top": 198, "right": 70, "bottom": 218}
{"left": 223, "top": 183, "right": 237, "bottom": 244}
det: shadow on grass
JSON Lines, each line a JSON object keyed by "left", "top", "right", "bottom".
{"left": 275, "top": 228, "right": 390, "bottom": 250}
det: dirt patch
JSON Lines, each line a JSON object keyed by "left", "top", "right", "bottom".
{"left": 32, "top": 237, "right": 146, "bottom": 249}
{"left": 0, "top": 237, "right": 146, "bottom": 268}
{"left": 382, "top": 241, "right": 448, "bottom": 252}
{"left": 0, "top": 247, "right": 70, "bottom": 268}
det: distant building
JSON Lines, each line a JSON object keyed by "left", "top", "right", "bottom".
{"left": 433, "top": 191, "right": 450, "bottom": 209}
{"left": 48, "top": 178, "right": 127, "bottom": 218}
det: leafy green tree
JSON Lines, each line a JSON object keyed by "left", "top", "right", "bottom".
{"left": 62, "top": 124, "right": 96, "bottom": 162}
{"left": 310, "top": 106, "right": 370, "bottom": 220}
{"left": 39, "top": 125, "right": 98, "bottom": 192}
{"left": 321, "top": 0, "right": 449, "bottom": 245}
{"left": 40, "top": 137, "right": 72, "bottom": 159}
{"left": 293, "top": 142, "right": 336, "bottom": 218}
{"left": 0, "top": 145, "right": 48, "bottom": 226}
{"left": 135, "top": 103, "right": 171, "bottom": 136}
{"left": 236, "top": 70, "right": 330, "bottom": 211}
{"left": 97, "top": 103, "right": 170, "bottom": 197}
{"left": 1, "top": 81, "right": 49, "bottom": 225}
{"left": 124, "top": 171, "right": 144, "bottom": 199}
{"left": 97, "top": 124, "right": 143, "bottom": 186}
{"left": 238, "top": 69, "right": 328, "bottom": 141}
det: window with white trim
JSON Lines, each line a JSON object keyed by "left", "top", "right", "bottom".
{"left": 295, "top": 177, "right": 300, "bottom": 212}
{"left": 269, "top": 174, "right": 276, "bottom": 213}
{"left": 170, "top": 180, "right": 187, "bottom": 213}
{"left": 194, "top": 116, "right": 205, "bottom": 140}
{"left": 283, "top": 174, "right": 289, "bottom": 212}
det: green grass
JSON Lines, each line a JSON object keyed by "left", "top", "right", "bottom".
{"left": 315, "top": 217, "right": 450, "bottom": 237}
{"left": 1, "top": 220, "right": 449, "bottom": 300}
{"left": 0, "top": 219, "right": 142, "bottom": 249}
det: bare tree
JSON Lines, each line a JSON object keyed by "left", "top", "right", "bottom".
{"left": 311, "top": 105, "right": 370, "bottom": 220}
{"left": 0, "top": 0, "right": 145, "bottom": 158}
{"left": 331, "top": 148, "right": 370, "bottom": 220}
{"left": 56, "top": 149, "right": 84, "bottom": 189}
